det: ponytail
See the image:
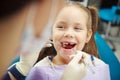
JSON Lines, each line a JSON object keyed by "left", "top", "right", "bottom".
{"left": 82, "top": 6, "right": 99, "bottom": 58}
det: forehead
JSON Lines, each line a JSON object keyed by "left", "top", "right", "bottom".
{"left": 59, "top": 6, "right": 87, "bottom": 16}
{"left": 55, "top": 6, "right": 88, "bottom": 24}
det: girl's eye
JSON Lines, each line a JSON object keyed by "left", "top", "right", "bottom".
{"left": 74, "top": 27, "right": 82, "bottom": 30}
{"left": 57, "top": 26, "right": 64, "bottom": 29}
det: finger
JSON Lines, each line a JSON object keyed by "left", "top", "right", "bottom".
{"left": 79, "top": 55, "right": 85, "bottom": 63}
{"left": 45, "top": 43, "right": 52, "bottom": 47}
{"left": 44, "top": 39, "right": 53, "bottom": 47}
{"left": 70, "top": 51, "right": 83, "bottom": 64}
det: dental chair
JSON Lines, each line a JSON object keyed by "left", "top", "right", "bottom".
{"left": 95, "top": 32, "right": 120, "bottom": 80}
{"left": 99, "top": 5, "right": 120, "bottom": 51}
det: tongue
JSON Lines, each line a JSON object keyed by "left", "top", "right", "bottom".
{"left": 62, "top": 43, "right": 75, "bottom": 49}
{"left": 64, "top": 45, "right": 74, "bottom": 49}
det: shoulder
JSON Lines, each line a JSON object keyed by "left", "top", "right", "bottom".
{"left": 94, "top": 57, "right": 104, "bottom": 64}
{"left": 30, "top": 56, "right": 53, "bottom": 73}
{"left": 27, "top": 61, "right": 49, "bottom": 80}
{"left": 92, "top": 56, "right": 110, "bottom": 71}
{"left": 85, "top": 53, "right": 108, "bottom": 67}
{"left": 35, "top": 56, "right": 50, "bottom": 67}
{"left": 26, "top": 66, "right": 47, "bottom": 80}
{"left": 94, "top": 56, "right": 108, "bottom": 66}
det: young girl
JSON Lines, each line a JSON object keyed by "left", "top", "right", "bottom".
{"left": 26, "top": 2, "right": 110, "bottom": 80}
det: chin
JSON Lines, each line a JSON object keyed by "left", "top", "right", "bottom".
{"left": 62, "top": 55, "right": 71, "bottom": 64}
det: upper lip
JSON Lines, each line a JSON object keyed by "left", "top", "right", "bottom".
{"left": 61, "top": 41, "right": 77, "bottom": 49}
{"left": 61, "top": 41, "right": 76, "bottom": 44}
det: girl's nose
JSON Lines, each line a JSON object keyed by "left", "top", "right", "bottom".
{"left": 63, "top": 29, "right": 74, "bottom": 38}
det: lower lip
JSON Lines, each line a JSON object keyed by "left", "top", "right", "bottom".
{"left": 61, "top": 47, "right": 75, "bottom": 55}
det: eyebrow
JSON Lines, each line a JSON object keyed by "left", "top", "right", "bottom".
{"left": 56, "top": 20, "right": 66, "bottom": 24}
{"left": 74, "top": 22, "right": 81, "bottom": 25}
{"left": 56, "top": 20, "right": 84, "bottom": 27}
{"left": 73, "top": 22, "right": 84, "bottom": 27}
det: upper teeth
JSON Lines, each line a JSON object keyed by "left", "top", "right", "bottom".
{"left": 63, "top": 42, "right": 69, "bottom": 47}
{"left": 63, "top": 42, "right": 69, "bottom": 45}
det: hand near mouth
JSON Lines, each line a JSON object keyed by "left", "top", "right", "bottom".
{"left": 61, "top": 51, "right": 87, "bottom": 80}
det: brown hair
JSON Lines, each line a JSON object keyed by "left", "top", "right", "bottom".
{"left": 36, "top": 2, "right": 99, "bottom": 63}
{"left": 82, "top": 6, "right": 99, "bottom": 57}
{"left": 36, "top": 43, "right": 57, "bottom": 62}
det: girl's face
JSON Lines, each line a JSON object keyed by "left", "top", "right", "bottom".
{"left": 52, "top": 6, "right": 92, "bottom": 64}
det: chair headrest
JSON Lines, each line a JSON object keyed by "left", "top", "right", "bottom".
{"left": 116, "top": 9, "right": 120, "bottom": 15}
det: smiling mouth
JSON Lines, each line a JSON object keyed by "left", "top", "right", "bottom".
{"left": 61, "top": 42, "right": 76, "bottom": 49}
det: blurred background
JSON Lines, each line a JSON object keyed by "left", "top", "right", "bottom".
{"left": 88, "top": 0, "right": 120, "bottom": 61}
{"left": 85, "top": 0, "right": 120, "bottom": 79}
{"left": 0, "top": 0, "right": 119, "bottom": 79}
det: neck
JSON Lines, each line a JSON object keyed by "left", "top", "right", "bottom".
{"left": 52, "top": 56, "right": 69, "bottom": 65}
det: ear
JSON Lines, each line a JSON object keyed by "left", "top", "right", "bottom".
{"left": 86, "top": 29, "right": 92, "bottom": 43}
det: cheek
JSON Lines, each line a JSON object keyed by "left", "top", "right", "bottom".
{"left": 52, "top": 31, "right": 59, "bottom": 42}
{"left": 76, "top": 33, "right": 88, "bottom": 50}
{"left": 52, "top": 29, "right": 64, "bottom": 41}
{"left": 52, "top": 31, "right": 61, "bottom": 48}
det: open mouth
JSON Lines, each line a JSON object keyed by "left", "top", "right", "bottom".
{"left": 61, "top": 42, "right": 76, "bottom": 49}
